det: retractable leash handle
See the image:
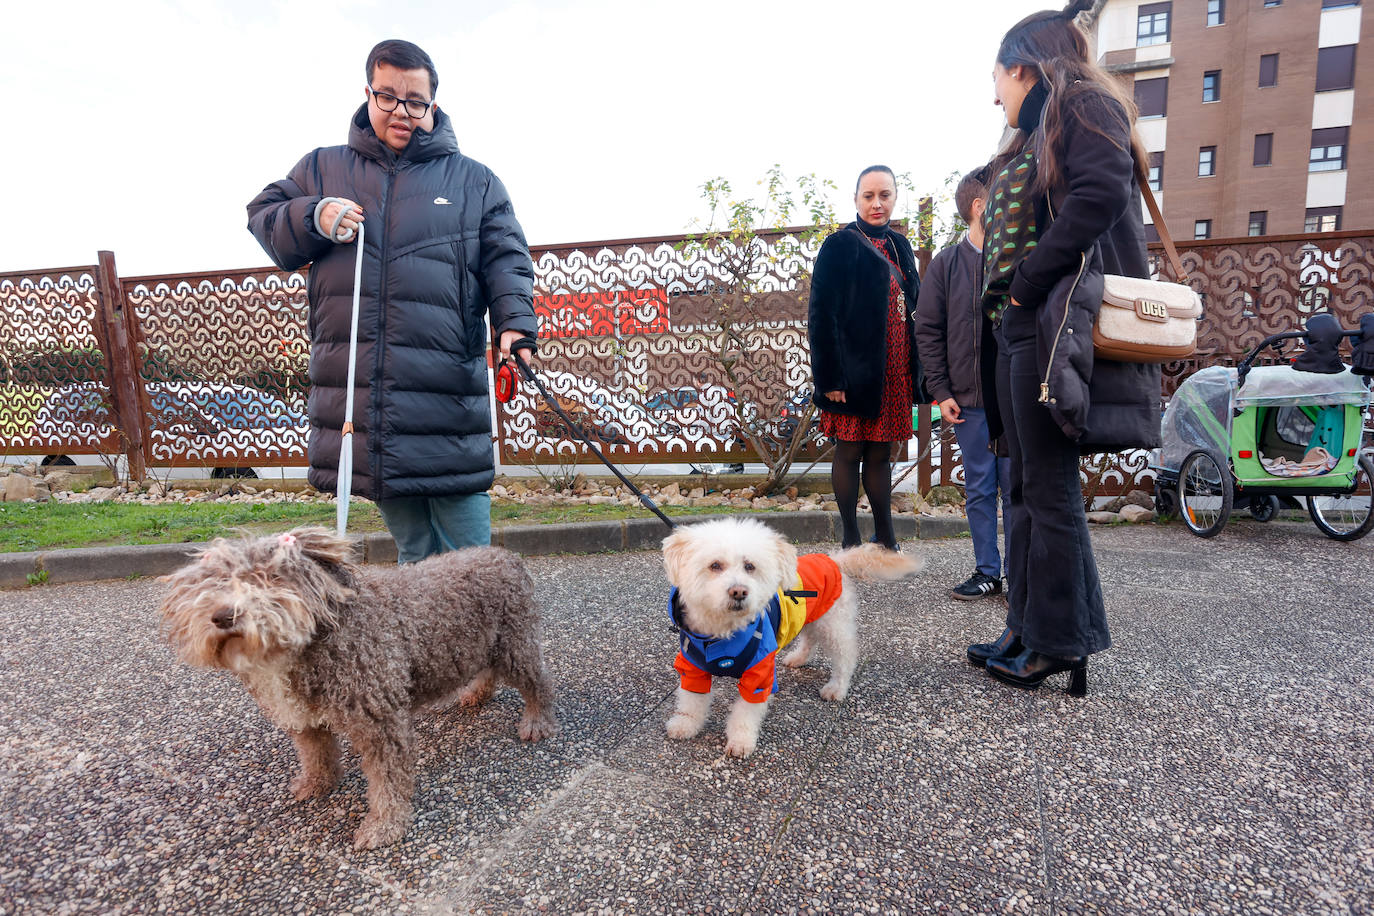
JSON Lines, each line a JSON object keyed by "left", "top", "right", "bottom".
{"left": 323, "top": 204, "right": 364, "bottom": 538}
{"left": 509, "top": 349, "right": 677, "bottom": 530}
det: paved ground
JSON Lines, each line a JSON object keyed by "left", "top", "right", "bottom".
{"left": 2, "top": 517, "right": 1372, "bottom": 915}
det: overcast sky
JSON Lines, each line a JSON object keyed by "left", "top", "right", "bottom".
{"left": 5, "top": 0, "right": 1051, "bottom": 277}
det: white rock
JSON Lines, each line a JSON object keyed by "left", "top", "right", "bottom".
{"left": 2, "top": 475, "right": 38, "bottom": 502}
{"left": 1119, "top": 504, "right": 1156, "bottom": 523}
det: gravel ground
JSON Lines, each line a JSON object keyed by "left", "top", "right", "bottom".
{"left": 2, "top": 519, "right": 1372, "bottom": 914}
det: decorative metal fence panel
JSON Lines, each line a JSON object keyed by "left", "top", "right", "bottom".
{"left": 0, "top": 230, "right": 1367, "bottom": 499}
{"left": 496, "top": 230, "right": 823, "bottom": 466}
{"left": 0, "top": 266, "right": 123, "bottom": 459}
{"left": 123, "top": 267, "right": 311, "bottom": 468}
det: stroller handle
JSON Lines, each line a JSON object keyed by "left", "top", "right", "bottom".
{"left": 1236, "top": 326, "right": 1364, "bottom": 389}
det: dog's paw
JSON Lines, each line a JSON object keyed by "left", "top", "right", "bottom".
{"left": 518, "top": 713, "right": 559, "bottom": 742}
{"left": 456, "top": 673, "right": 495, "bottom": 708}
{"left": 724, "top": 735, "right": 758, "bottom": 758}
{"left": 665, "top": 713, "right": 704, "bottom": 740}
{"left": 819, "top": 680, "right": 850, "bottom": 702}
{"left": 353, "top": 812, "right": 412, "bottom": 851}
{"left": 289, "top": 771, "right": 338, "bottom": 801}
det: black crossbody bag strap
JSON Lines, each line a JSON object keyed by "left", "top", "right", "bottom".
{"left": 847, "top": 225, "right": 910, "bottom": 291}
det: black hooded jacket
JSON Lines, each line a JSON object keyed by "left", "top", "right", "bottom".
{"left": 247, "top": 104, "right": 536, "bottom": 500}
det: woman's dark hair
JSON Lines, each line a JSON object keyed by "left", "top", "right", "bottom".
{"left": 954, "top": 166, "right": 991, "bottom": 224}
{"left": 854, "top": 165, "right": 896, "bottom": 194}
{"left": 366, "top": 39, "right": 439, "bottom": 96}
{"left": 994, "top": 0, "right": 1147, "bottom": 194}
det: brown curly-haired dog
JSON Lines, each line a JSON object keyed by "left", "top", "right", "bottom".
{"left": 159, "top": 526, "right": 557, "bottom": 850}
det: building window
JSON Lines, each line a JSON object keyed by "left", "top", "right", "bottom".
{"left": 1207, "top": 0, "right": 1225, "bottom": 26}
{"left": 1148, "top": 151, "right": 1164, "bottom": 191}
{"left": 1137, "top": 2, "right": 1172, "bottom": 45}
{"left": 1321, "top": 1, "right": 1359, "bottom": 8}
{"left": 1135, "top": 77, "right": 1169, "bottom": 118}
{"left": 1253, "top": 133, "right": 1273, "bottom": 166}
{"left": 1305, "top": 207, "right": 1343, "bottom": 232}
{"left": 1199, "top": 146, "right": 1217, "bottom": 177}
{"left": 1264, "top": 0, "right": 1281, "bottom": 6}
{"left": 1316, "top": 46, "right": 1357, "bottom": 92}
{"left": 1259, "top": 53, "right": 1279, "bottom": 88}
{"left": 1203, "top": 70, "right": 1221, "bottom": 102}
{"left": 1248, "top": 212, "right": 1268, "bottom": 236}
{"left": 1310, "top": 127, "right": 1349, "bottom": 171}
{"left": 1195, "top": 220, "right": 1213, "bottom": 240}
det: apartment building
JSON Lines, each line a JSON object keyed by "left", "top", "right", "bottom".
{"left": 1092, "top": 0, "right": 1368, "bottom": 240}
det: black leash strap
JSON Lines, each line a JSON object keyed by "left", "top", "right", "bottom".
{"left": 509, "top": 344, "right": 677, "bottom": 530}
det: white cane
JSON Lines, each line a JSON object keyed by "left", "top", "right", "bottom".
{"left": 317, "top": 199, "right": 365, "bottom": 537}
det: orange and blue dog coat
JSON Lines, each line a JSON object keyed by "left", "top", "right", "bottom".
{"left": 669, "top": 553, "right": 843, "bottom": 703}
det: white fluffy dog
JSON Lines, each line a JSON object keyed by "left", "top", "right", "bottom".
{"left": 661, "top": 517, "right": 920, "bottom": 758}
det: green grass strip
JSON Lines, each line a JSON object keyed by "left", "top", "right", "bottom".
{"left": 0, "top": 499, "right": 778, "bottom": 553}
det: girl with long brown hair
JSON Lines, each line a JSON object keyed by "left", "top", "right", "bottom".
{"left": 966, "top": 0, "right": 1162, "bottom": 694}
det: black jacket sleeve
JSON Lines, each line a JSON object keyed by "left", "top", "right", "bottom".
{"left": 913, "top": 246, "right": 953, "bottom": 404}
{"left": 246, "top": 151, "right": 333, "bottom": 271}
{"left": 477, "top": 172, "right": 537, "bottom": 339}
{"left": 808, "top": 235, "right": 847, "bottom": 395}
{"left": 1010, "top": 93, "right": 1137, "bottom": 309}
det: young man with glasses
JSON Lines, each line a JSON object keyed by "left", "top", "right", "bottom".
{"left": 247, "top": 39, "right": 537, "bottom": 563}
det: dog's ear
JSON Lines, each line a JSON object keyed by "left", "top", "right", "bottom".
{"left": 661, "top": 527, "right": 691, "bottom": 585}
{"left": 770, "top": 529, "right": 799, "bottom": 583}
{"left": 279, "top": 527, "right": 359, "bottom": 568}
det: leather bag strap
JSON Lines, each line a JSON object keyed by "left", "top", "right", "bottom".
{"left": 1136, "top": 173, "right": 1189, "bottom": 283}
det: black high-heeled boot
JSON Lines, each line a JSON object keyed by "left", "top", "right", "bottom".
{"left": 986, "top": 648, "right": 1087, "bottom": 696}
{"left": 966, "top": 628, "right": 1022, "bottom": 668}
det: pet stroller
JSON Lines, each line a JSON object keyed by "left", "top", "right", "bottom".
{"left": 1152, "top": 319, "right": 1374, "bottom": 540}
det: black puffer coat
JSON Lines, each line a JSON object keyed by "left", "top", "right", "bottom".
{"left": 1007, "top": 91, "right": 1161, "bottom": 454}
{"left": 808, "top": 225, "right": 923, "bottom": 419}
{"left": 247, "top": 105, "right": 536, "bottom": 500}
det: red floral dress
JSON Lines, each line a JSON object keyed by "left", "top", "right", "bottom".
{"left": 817, "top": 233, "right": 914, "bottom": 443}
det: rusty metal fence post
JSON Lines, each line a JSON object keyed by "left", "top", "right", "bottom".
{"left": 916, "top": 195, "right": 935, "bottom": 494}
{"left": 93, "top": 251, "right": 148, "bottom": 480}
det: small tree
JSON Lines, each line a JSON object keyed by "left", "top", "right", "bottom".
{"left": 679, "top": 165, "right": 839, "bottom": 496}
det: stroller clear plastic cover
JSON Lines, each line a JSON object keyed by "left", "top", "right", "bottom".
{"left": 1154, "top": 366, "right": 1235, "bottom": 472}
{"left": 1232, "top": 365, "right": 1371, "bottom": 408}
{"left": 1153, "top": 365, "right": 1372, "bottom": 473}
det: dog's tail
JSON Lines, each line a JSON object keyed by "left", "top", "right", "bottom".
{"left": 830, "top": 543, "right": 923, "bottom": 581}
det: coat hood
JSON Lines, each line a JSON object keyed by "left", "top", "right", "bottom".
{"left": 348, "top": 103, "right": 460, "bottom": 164}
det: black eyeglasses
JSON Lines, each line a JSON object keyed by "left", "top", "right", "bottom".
{"left": 368, "top": 88, "right": 432, "bottom": 119}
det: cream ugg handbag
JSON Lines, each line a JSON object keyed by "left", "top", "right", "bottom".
{"left": 1092, "top": 177, "right": 1203, "bottom": 363}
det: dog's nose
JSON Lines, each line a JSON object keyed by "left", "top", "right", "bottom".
{"left": 211, "top": 607, "right": 236, "bottom": 630}
{"left": 728, "top": 585, "right": 749, "bottom": 602}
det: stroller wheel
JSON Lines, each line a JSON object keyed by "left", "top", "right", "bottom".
{"left": 1248, "top": 494, "right": 1279, "bottom": 522}
{"left": 1179, "top": 450, "right": 1232, "bottom": 538}
{"left": 1154, "top": 482, "right": 1179, "bottom": 518}
{"left": 1307, "top": 454, "right": 1374, "bottom": 541}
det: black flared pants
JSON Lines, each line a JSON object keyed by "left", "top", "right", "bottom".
{"left": 995, "top": 306, "right": 1111, "bottom": 658}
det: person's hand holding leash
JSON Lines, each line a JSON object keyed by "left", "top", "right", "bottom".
{"left": 315, "top": 197, "right": 365, "bottom": 243}
{"left": 498, "top": 329, "right": 534, "bottom": 367}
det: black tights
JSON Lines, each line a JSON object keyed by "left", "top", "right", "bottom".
{"left": 832, "top": 440, "right": 896, "bottom": 549}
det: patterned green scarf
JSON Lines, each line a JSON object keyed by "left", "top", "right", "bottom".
{"left": 981, "top": 148, "right": 1039, "bottom": 322}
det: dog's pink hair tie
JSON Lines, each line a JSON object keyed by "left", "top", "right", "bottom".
{"left": 278, "top": 533, "right": 298, "bottom": 548}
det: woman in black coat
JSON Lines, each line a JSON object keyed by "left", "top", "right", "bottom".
{"left": 966, "top": 0, "right": 1160, "bottom": 694}
{"left": 809, "top": 165, "right": 923, "bottom": 551}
